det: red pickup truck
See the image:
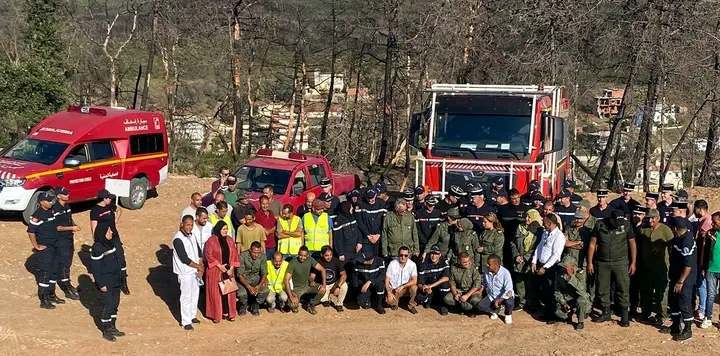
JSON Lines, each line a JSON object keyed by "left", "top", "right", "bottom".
{"left": 230, "top": 149, "right": 358, "bottom": 211}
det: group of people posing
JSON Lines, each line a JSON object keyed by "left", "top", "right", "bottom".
{"left": 173, "top": 171, "right": 716, "bottom": 343}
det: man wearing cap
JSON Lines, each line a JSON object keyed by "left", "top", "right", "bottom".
{"left": 487, "top": 177, "right": 506, "bottom": 205}
{"left": 645, "top": 192, "right": 659, "bottom": 210}
{"left": 27, "top": 191, "right": 63, "bottom": 309}
{"left": 414, "top": 195, "right": 442, "bottom": 253}
{"left": 302, "top": 199, "right": 332, "bottom": 258}
{"left": 424, "top": 207, "right": 461, "bottom": 259}
{"left": 353, "top": 248, "right": 386, "bottom": 314}
{"left": 320, "top": 177, "right": 341, "bottom": 219}
{"left": 553, "top": 255, "right": 590, "bottom": 330}
{"left": 347, "top": 189, "right": 361, "bottom": 209}
{"left": 231, "top": 190, "right": 256, "bottom": 230}
{"left": 520, "top": 180, "right": 541, "bottom": 207}
{"left": 417, "top": 245, "right": 451, "bottom": 315}
{"left": 554, "top": 189, "right": 577, "bottom": 232}
{"left": 587, "top": 209, "right": 637, "bottom": 326}
{"left": 382, "top": 200, "right": 419, "bottom": 258}
{"left": 436, "top": 185, "right": 466, "bottom": 215}
{"left": 610, "top": 183, "right": 641, "bottom": 220}
{"left": 465, "top": 186, "right": 495, "bottom": 234}
{"left": 661, "top": 217, "right": 697, "bottom": 341}
{"left": 629, "top": 205, "right": 648, "bottom": 319}
{"left": 637, "top": 208, "right": 673, "bottom": 325}
{"left": 375, "top": 181, "right": 393, "bottom": 211}
{"left": 450, "top": 218, "right": 481, "bottom": 268}
{"left": 401, "top": 188, "right": 416, "bottom": 213}
{"left": 589, "top": 189, "right": 614, "bottom": 221}
{"left": 90, "top": 189, "right": 129, "bottom": 295}
{"left": 562, "top": 179, "right": 583, "bottom": 206}
{"left": 355, "top": 188, "right": 386, "bottom": 257}
{"left": 658, "top": 183, "right": 675, "bottom": 224}
{"left": 444, "top": 252, "right": 483, "bottom": 316}
{"left": 413, "top": 185, "right": 429, "bottom": 211}
{"left": 53, "top": 187, "right": 81, "bottom": 300}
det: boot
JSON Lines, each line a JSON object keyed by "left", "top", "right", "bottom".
{"left": 619, "top": 308, "right": 630, "bottom": 327}
{"left": 47, "top": 294, "right": 66, "bottom": 304}
{"left": 675, "top": 322, "right": 692, "bottom": 341}
{"left": 61, "top": 284, "right": 80, "bottom": 300}
{"left": 108, "top": 320, "right": 125, "bottom": 337}
{"left": 660, "top": 316, "right": 681, "bottom": 336}
{"left": 593, "top": 308, "right": 612, "bottom": 323}
{"left": 40, "top": 296, "right": 56, "bottom": 310}
{"left": 102, "top": 325, "right": 117, "bottom": 342}
{"left": 250, "top": 303, "right": 260, "bottom": 316}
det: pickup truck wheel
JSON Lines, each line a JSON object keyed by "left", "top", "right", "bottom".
{"left": 120, "top": 178, "right": 148, "bottom": 210}
{"left": 22, "top": 190, "right": 41, "bottom": 224}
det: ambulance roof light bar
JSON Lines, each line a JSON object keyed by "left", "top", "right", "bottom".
{"left": 429, "top": 83, "right": 560, "bottom": 96}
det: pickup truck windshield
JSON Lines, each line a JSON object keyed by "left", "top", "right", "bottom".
{"left": 235, "top": 165, "right": 291, "bottom": 194}
{"left": 2, "top": 139, "right": 68, "bottom": 165}
{"left": 432, "top": 94, "right": 532, "bottom": 159}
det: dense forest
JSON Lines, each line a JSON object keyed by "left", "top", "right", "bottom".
{"left": 1, "top": 0, "right": 719, "bottom": 189}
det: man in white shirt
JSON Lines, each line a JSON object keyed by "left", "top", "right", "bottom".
{"left": 477, "top": 255, "right": 515, "bottom": 324}
{"left": 180, "top": 192, "right": 203, "bottom": 221}
{"left": 192, "top": 207, "right": 213, "bottom": 254}
{"left": 173, "top": 215, "right": 204, "bottom": 330}
{"left": 532, "top": 214, "right": 566, "bottom": 321}
{"left": 385, "top": 246, "right": 419, "bottom": 314}
{"left": 206, "top": 191, "right": 233, "bottom": 217}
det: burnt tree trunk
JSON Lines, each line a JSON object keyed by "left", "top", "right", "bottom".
{"left": 320, "top": 1, "right": 337, "bottom": 155}
{"left": 698, "top": 50, "right": 720, "bottom": 186}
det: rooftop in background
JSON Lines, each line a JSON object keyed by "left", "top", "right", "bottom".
{"left": 595, "top": 88, "right": 624, "bottom": 119}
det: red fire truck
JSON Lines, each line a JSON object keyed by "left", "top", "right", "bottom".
{"left": 409, "top": 84, "right": 570, "bottom": 197}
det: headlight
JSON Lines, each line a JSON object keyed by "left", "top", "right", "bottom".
{"left": 1, "top": 178, "right": 26, "bottom": 187}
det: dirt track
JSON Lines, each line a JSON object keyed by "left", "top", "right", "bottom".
{"left": 1, "top": 176, "right": 719, "bottom": 355}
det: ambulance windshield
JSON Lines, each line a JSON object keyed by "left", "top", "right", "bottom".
{"left": 2, "top": 139, "right": 68, "bottom": 165}
{"left": 234, "top": 165, "right": 291, "bottom": 194}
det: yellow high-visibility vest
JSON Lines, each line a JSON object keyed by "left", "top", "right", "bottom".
{"left": 303, "top": 212, "right": 330, "bottom": 252}
{"left": 266, "top": 260, "right": 288, "bottom": 293}
{"left": 278, "top": 215, "right": 302, "bottom": 255}
{"left": 209, "top": 213, "right": 235, "bottom": 238}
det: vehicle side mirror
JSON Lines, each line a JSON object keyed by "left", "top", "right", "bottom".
{"left": 292, "top": 183, "right": 304, "bottom": 196}
{"left": 63, "top": 158, "right": 81, "bottom": 168}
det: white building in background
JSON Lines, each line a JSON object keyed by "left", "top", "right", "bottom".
{"left": 312, "top": 71, "right": 344, "bottom": 94}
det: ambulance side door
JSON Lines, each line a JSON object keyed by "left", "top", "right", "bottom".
{"left": 60, "top": 144, "right": 94, "bottom": 200}
{"left": 87, "top": 141, "right": 120, "bottom": 196}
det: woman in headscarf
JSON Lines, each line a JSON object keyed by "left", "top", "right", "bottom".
{"left": 511, "top": 209, "right": 544, "bottom": 311}
{"left": 332, "top": 201, "right": 361, "bottom": 270}
{"left": 478, "top": 212, "right": 505, "bottom": 273}
{"left": 203, "top": 221, "right": 240, "bottom": 323}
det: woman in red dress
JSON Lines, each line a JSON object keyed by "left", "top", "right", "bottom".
{"left": 203, "top": 221, "right": 240, "bottom": 323}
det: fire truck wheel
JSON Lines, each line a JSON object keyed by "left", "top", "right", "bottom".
{"left": 120, "top": 177, "right": 148, "bottom": 210}
{"left": 22, "top": 190, "right": 42, "bottom": 225}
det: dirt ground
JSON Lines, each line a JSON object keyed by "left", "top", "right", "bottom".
{"left": 1, "top": 176, "right": 719, "bottom": 356}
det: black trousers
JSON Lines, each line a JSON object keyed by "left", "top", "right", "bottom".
{"left": 539, "top": 265, "right": 560, "bottom": 318}
{"left": 56, "top": 238, "right": 74, "bottom": 288}
{"left": 668, "top": 275, "right": 695, "bottom": 324}
{"left": 99, "top": 286, "right": 121, "bottom": 325}
{"left": 357, "top": 281, "right": 385, "bottom": 307}
{"left": 416, "top": 283, "right": 450, "bottom": 306}
{"left": 35, "top": 246, "right": 58, "bottom": 299}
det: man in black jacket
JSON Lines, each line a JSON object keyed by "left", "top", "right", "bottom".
{"left": 417, "top": 245, "right": 451, "bottom": 315}
{"left": 414, "top": 195, "right": 442, "bottom": 253}
{"left": 355, "top": 189, "right": 386, "bottom": 257}
{"left": 354, "top": 248, "right": 386, "bottom": 314}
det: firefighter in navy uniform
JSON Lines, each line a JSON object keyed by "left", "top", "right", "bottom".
{"left": 465, "top": 186, "right": 495, "bottom": 234}
{"left": 27, "top": 191, "right": 64, "bottom": 309}
{"left": 657, "top": 183, "right": 675, "bottom": 224}
{"left": 520, "top": 180, "right": 541, "bottom": 207}
{"left": 660, "top": 217, "right": 697, "bottom": 341}
{"left": 319, "top": 177, "right": 341, "bottom": 219}
{"left": 554, "top": 189, "right": 577, "bottom": 232}
{"left": 413, "top": 185, "right": 429, "bottom": 211}
{"left": 436, "top": 185, "right": 466, "bottom": 216}
{"left": 610, "top": 183, "right": 641, "bottom": 220}
{"left": 589, "top": 189, "right": 614, "bottom": 221}
{"left": 355, "top": 188, "right": 386, "bottom": 257}
{"left": 416, "top": 245, "right": 451, "bottom": 315}
{"left": 353, "top": 248, "right": 386, "bottom": 314}
{"left": 414, "top": 195, "right": 442, "bottom": 253}
{"left": 91, "top": 224, "right": 126, "bottom": 342}
{"left": 90, "top": 189, "right": 130, "bottom": 295}
{"left": 497, "top": 189, "right": 528, "bottom": 266}
{"left": 562, "top": 179, "right": 584, "bottom": 206}
{"left": 487, "top": 177, "right": 506, "bottom": 206}
{"left": 53, "top": 187, "right": 81, "bottom": 300}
